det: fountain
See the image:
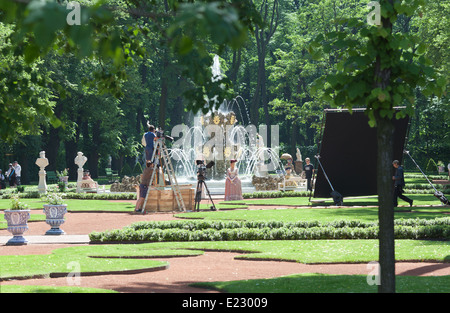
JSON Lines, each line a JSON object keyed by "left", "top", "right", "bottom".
{"left": 165, "top": 55, "right": 302, "bottom": 195}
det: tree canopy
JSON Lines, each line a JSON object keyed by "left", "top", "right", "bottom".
{"left": 0, "top": 0, "right": 447, "bottom": 185}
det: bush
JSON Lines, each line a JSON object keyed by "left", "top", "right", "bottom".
{"left": 120, "top": 163, "right": 133, "bottom": 177}
{"left": 426, "top": 158, "right": 438, "bottom": 174}
{"left": 89, "top": 217, "right": 450, "bottom": 242}
{"left": 132, "top": 162, "right": 143, "bottom": 175}
{"left": 243, "top": 191, "right": 310, "bottom": 199}
{"left": 89, "top": 225, "right": 450, "bottom": 242}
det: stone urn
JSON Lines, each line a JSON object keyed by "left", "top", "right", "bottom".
{"left": 59, "top": 176, "right": 69, "bottom": 184}
{"left": 43, "top": 204, "right": 68, "bottom": 235}
{"left": 4, "top": 210, "right": 31, "bottom": 245}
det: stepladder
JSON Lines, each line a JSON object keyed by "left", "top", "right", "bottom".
{"left": 141, "top": 137, "right": 186, "bottom": 213}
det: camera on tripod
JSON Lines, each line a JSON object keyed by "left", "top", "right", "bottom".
{"left": 155, "top": 127, "right": 174, "bottom": 142}
{"left": 194, "top": 160, "right": 216, "bottom": 211}
{"left": 196, "top": 160, "right": 215, "bottom": 181}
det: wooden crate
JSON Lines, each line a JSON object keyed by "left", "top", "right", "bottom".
{"left": 144, "top": 185, "right": 194, "bottom": 212}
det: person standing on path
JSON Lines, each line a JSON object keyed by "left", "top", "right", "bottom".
{"left": 304, "top": 158, "right": 314, "bottom": 191}
{"left": 224, "top": 159, "right": 243, "bottom": 201}
{"left": 12, "top": 161, "right": 21, "bottom": 186}
{"left": 392, "top": 160, "right": 413, "bottom": 207}
{"left": 5, "top": 163, "right": 15, "bottom": 187}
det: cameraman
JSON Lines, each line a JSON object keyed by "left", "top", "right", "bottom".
{"left": 135, "top": 161, "right": 154, "bottom": 213}
{"left": 142, "top": 125, "right": 156, "bottom": 162}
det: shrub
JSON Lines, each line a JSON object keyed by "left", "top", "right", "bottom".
{"left": 426, "top": 158, "right": 438, "bottom": 174}
{"left": 120, "top": 163, "right": 133, "bottom": 177}
{"left": 243, "top": 191, "right": 310, "bottom": 199}
{"left": 132, "top": 162, "right": 143, "bottom": 175}
{"left": 89, "top": 217, "right": 450, "bottom": 242}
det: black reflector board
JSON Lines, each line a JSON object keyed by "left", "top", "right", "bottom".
{"left": 313, "top": 109, "right": 409, "bottom": 198}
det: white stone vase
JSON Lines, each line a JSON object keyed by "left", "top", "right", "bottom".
{"left": 43, "top": 204, "right": 67, "bottom": 235}
{"left": 4, "top": 210, "right": 31, "bottom": 245}
{"left": 59, "top": 176, "right": 69, "bottom": 184}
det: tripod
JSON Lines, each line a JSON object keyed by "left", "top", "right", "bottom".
{"left": 194, "top": 178, "right": 216, "bottom": 212}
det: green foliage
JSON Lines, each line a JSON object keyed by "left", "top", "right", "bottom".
{"left": 89, "top": 217, "right": 450, "bottom": 242}
{"left": 0, "top": 0, "right": 261, "bottom": 138}
{"left": 0, "top": 0, "right": 447, "bottom": 183}
{"left": 120, "top": 162, "right": 132, "bottom": 177}
{"left": 132, "top": 162, "right": 143, "bottom": 175}
{"left": 426, "top": 158, "right": 438, "bottom": 173}
{"left": 42, "top": 192, "right": 65, "bottom": 205}
{"left": 9, "top": 195, "right": 29, "bottom": 210}
{"left": 309, "top": 0, "right": 445, "bottom": 127}
{"left": 195, "top": 273, "right": 450, "bottom": 293}
{"left": 57, "top": 181, "right": 66, "bottom": 192}
{"left": 62, "top": 192, "right": 136, "bottom": 200}
{"left": 243, "top": 190, "right": 310, "bottom": 198}
{"left": 0, "top": 23, "right": 57, "bottom": 142}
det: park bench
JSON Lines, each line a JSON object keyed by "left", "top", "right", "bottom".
{"left": 105, "top": 168, "right": 119, "bottom": 181}
{"left": 46, "top": 171, "right": 58, "bottom": 184}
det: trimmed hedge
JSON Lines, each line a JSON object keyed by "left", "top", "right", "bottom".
{"left": 242, "top": 187, "right": 449, "bottom": 199}
{"left": 89, "top": 217, "right": 450, "bottom": 242}
{"left": 0, "top": 192, "right": 136, "bottom": 200}
{"left": 62, "top": 193, "right": 136, "bottom": 200}
{"left": 243, "top": 191, "right": 311, "bottom": 198}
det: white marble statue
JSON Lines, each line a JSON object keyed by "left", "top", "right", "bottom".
{"left": 296, "top": 148, "right": 302, "bottom": 162}
{"left": 35, "top": 151, "right": 49, "bottom": 194}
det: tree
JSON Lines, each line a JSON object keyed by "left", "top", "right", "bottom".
{"left": 309, "top": 0, "right": 445, "bottom": 292}
{"left": 0, "top": 22, "right": 58, "bottom": 142}
{"left": 0, "top": 0, "right": 262, "bottom": 141}
{"left": 250, "top": 0, "right": 279, "bottom": 132}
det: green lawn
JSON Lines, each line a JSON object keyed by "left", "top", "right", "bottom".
{"left": 1, "top": 240, "right": 448, "bottom": 281}
{"left": 0, "top": 198, "right": 246, "bottom": 212}
{"left": 222, "top": 194, "right": 446, "bottom": 208}
{"left": 192, "top": 273, "right": 450, "bottom": 293}
{"left": 176, "top": 205, "right": 448, "bottom": 223}
{"left": 1, "top": 192, "right": 448, "bottom": 293}
{"left": 0, "top": 244, "right": 204, "bottom": 280}
{"left": 0, "top": 198, "right": 136, "bottom": 212}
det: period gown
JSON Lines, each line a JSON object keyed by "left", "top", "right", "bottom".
{"left": 224, "top": 167, "right": 243, "bottom": 201}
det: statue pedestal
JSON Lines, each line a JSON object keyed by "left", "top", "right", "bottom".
{"left": 38, "top": 170, "right": 47, "bottom": 194}
{"left": 74, "top": 152, "right": 88, "bottom": 193}
{"left": 35, "top": 151, "right": 49, "bottom": 194}
{"left": 76, "top": 169, "right": 82, "bottom": 192}
{"left": 294, "top": 161, "right": 303, "bottom": 176}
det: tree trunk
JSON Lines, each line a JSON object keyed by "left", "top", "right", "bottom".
{"left": 43, "top": 101, "right": 63, "bottom": 171}
{"left": 65, "top": 139, "right": 78, "bottom": 181}
{"left": 374, "top": 0, "right": 396, "bottom": 292}
{"left": 251, "top": 0, "right": 278, "bottom": 139}
{"left": 375, "top": 114, "right": 396, "bottom": 293}
{"left": 229, "top": 49, "right": 242, "bottom": 87}
{"left": 89, "top": 121, "right": 101, "bottom": 178}
{"left": 159, "top": 58, "right": 168, "bottom": 129}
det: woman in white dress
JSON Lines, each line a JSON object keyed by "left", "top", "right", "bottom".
{"left": 224, "top": 159, "right": 243, "bottom": 201}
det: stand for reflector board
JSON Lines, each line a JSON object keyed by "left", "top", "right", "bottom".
{"left": 404, "top": 150, "right": 448, "bottom": 206}
{"left": 314, "top": 154, "right": 343, "bottom": 206}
